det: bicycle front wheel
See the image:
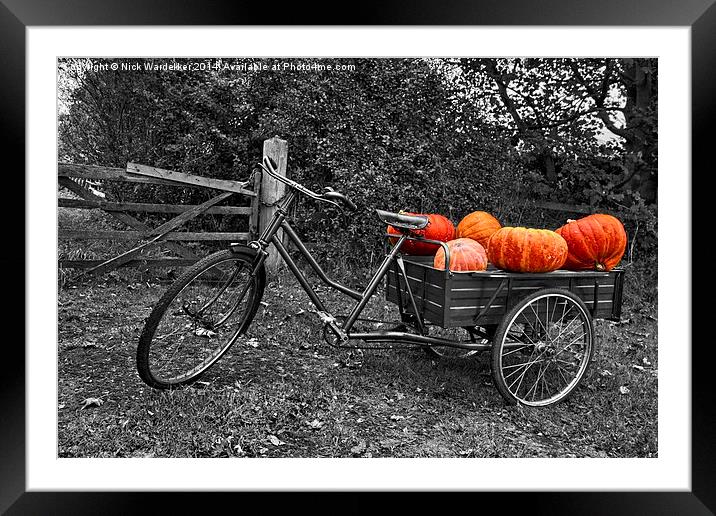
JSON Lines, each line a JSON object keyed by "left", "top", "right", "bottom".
{"left": 137, "top": 247, "right": 266, "bottom": 389}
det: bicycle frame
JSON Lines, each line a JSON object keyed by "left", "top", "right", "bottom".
{"left": 238, "top": 188, "right": 490, "bottom": 352}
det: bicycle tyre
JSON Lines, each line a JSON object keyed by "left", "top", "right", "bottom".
{"left": 137, "top": 246, "right": 266, "bottom": 389}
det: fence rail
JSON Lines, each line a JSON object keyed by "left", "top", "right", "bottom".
{"left": 58, "top": 136, "right": 289, "bottom": 275}
{"left": 58, "top": 198, "right": 252, "bottom": 215}
{"left": 59, "top": 136, "right": 592, "bottom": 276}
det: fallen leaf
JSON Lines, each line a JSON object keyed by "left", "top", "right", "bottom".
{"left": 306, "top": 419, "right": 324, "bottom": 429}
{"left": 268, "top": 435, "right": 284, "bottom": 446}
{"left": 380, "top": 438, "right": 400, "bottom": 449}
{"left": 356, "top": 418, "right": 365, "bottom": 424}
{"left": 350, "top": 440, "right": 367, "bottom": 456}
{"left": 80, "top": 397, "right": 103, "bottom": 409}
{"left": 619, "top": 386, "right": 630, "bottom": 395}
{"left": 194, "top": 327, "right": 216, "bottom": 338}
{"left": 390, "top": 415, "right": 405, "bottom": 421}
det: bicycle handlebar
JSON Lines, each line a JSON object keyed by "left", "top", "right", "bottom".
{"left": 322, "top": 188, "right": 358, "bottom": 211}
{"left": 259, "top": 156, "right": 357, "bottom": 212}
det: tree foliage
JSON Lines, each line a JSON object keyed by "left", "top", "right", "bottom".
{"left": 58, "top": 57, "right": 657, "bottom": 269}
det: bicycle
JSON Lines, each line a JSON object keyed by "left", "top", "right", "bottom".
{"left": 137, "top": 156, "right": 624, "bottom": 406}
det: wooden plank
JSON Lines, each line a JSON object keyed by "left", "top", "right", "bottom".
{"left": 86, "top": 192, "right": 237, "bottom": 276}
{"left": 58, "top": 197, "right": 251, "bottom": 215}
{"left": 127, "top": 162, "right": 256, "bottom": 197}
{"left": 58, "top": 176, "right": 202, "bottom": 263}
{"left": 404, "top": 260, "right": 444, "bottom": 284}
{"left": 59, "top": 229, "right": 250, "bottom": 241}
{"left": 402, "top": 255, "right": 434, "bottom": 265}
{"left": 445, "top": 313, "right": 505, "bottom": 327}
{"left": 59, "top": 163, "right": 191, "bottom": 187}
{"left": 146, "top": 192, "right": 234, "bottom": 238}
{"left": 385, "top": 285, "right": 444, "bottom": 321}
{"left": 385, "top": 283, "right": 445, "bottom": 313}
{"left": 59, "top": 258, "right": 197, "bottom": 269}
{"left": 260, "top": 137, "right": 289, "bottom": 272}
{"left": 445, "top": 286, "right": 615, "bottom": 308}
{"left": 59, "top": 177, "right": 150, "bottom": 231}
{"left": 85, "top": 234, "right": 171, "bottom": 275}
{"left": 249, "top": 167, "right": 261, "bottom": 239}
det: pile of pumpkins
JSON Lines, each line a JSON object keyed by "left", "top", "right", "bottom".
{"left": 387, "top": 210, "right": 627, "bottom": 273}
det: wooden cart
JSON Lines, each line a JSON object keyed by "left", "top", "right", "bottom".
{"left": 385, "top": 255, "right": 624, "bottom": 406}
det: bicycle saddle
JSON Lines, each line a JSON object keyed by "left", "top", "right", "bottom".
{"left": 375, "top": 209, "right": 429, "bottom": 230}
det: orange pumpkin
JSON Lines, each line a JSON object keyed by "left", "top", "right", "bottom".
{"left": 488, "top": 227, "right": 568, "bottom": 273}
{"left": 555, "top": 214, "right": 627, "bottom": 271}
{"left": 456, "top": 211, "right": 502, "bottom": 249}
{"left": 387, "top": 212, "right": 455, "bottom": 255}
{"left": 433, "top": 238, "right": 488, "bottom": 272}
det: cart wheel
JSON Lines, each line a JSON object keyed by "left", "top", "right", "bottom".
{"left": 490, "top": 288, "right": 595, "bottom": 406}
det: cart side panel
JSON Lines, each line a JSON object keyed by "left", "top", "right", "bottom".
{"left": 443, "top": 270, "right": 624, "bottom": 327}
{"left": 444, "top": 273, "right": 511, "bottom": 327}
{"left": 385, "top": 259, "right": 447, "bottom": 326}
{"left": 571, "top": 273, "right": 621, "bottom": 319}
{"left": 386, "top": 257, "right": 625, "bottom": 327}
{"left": 612, "top": 269, "right": 625, "bottom": 320}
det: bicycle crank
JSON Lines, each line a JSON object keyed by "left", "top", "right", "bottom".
{"left": 317, "top": 311, "right": 349, "bottom": 345}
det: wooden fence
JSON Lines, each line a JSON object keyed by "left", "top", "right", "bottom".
{"left": 59, "top": 134, "right": 594, "bottom": 277}
{"left": 58, "top": 136, "right": 288, "bottom": 275}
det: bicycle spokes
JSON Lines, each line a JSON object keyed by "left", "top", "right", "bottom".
{"left": 494, "top": 292, "right": 593, "bottom": 406}
{"left": 145, "top": 254, "right": 259, "bottom": 385}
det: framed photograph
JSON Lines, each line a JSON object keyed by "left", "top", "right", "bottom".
{"left": 5, "top": 0, "right": 708, "bottom": 512}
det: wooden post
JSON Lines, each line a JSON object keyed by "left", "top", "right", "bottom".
{"left": 260, "top": 136, "right": 289, "bottom": 272}
{"left": 249, "top": 167, "right": 261, "bottom": 240}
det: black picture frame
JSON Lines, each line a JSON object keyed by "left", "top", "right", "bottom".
{"left": 4, "top": 1, "right": 707, "bottom": 513}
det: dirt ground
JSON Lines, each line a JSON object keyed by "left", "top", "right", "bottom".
{"left": 58, "top": 270, "right": 658, "bottom": 459}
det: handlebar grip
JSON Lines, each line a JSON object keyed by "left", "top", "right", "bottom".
{"left": 322, "top": 191, "right": 357, "bottom": 212}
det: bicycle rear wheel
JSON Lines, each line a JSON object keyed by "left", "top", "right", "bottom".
{"left": 137, "top": 247, "right": 266, "bottom": 389}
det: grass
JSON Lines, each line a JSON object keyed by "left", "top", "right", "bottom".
{"left": 57, "top": 261, "right": 658, "bottom": 459}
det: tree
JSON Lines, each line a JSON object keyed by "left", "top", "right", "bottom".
{"left": 457, "top": 58, "right": 657, "bottom": 205}
{"left": 58, "top": 58, "right": 523, "bottom": 265}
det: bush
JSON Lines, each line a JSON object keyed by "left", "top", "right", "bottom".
{"left": 58, "top": 57, "right": 657, "bottom": 300}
